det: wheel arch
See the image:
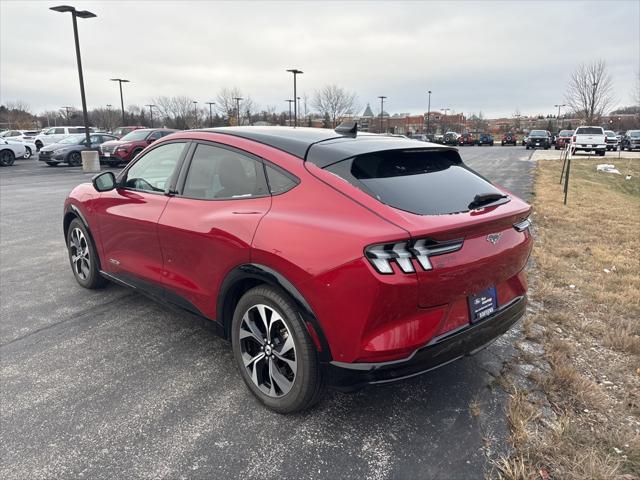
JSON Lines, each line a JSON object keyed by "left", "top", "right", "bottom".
{"left": 64, "top": 204, "right": 104, "bottom": 271}
{"left": 217, "top": 264, "right": 332, "bottom": 362}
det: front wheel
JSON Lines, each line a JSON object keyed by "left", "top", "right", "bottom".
{"left": 0, "top": 149, "right": 15, "bottom": 166}
{"left": 23, "top": 147, "right": 32, "bottom": 159}
{"left": 67, "top": 151, "right": 82, "bottom": 167}
{"left": 232, "top": 285, "right": 324, "bottom": 413}
{"left": 66, "top": 218, "right": 108, "bottom": 289}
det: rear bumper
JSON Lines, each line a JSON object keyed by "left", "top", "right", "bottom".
{"left": 325, "top": 295, "right": 526, "bottom": 390}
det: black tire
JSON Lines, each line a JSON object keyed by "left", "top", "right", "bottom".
{"left": 46, "top": 161, "right": 58, "bottom": 167}
{"left": 231, "top": 285, "right": 324, "bottom": 413}
{"left": 105, "top": 160, "right": 120, "bottom": 168}
{"left": 490, "top": 142, "right": 494, "bottom": 146}
{"left": 597, "top": 150, "right": 605, "bottom": 157}
{"left": 67, "top": 151, "right": 82, "bottom": 167}
{"left": 526, "top": 146, "right": 529, "bottom": 150}
{"left": 0, "top": 149, "right": 15, "bottom": 166}
{"left": 35, "top": 140, "right": 43, "bottom": 151}
{"left": 501, "top": 141, "right": 505, "bottom": 146}
{"left": 131, "top": 148, "right": 143, "bottom": 161}
{"left": 66, "top": 218, "right": 108, "bottom": 289}
{"left": 23, "top": 147, "right": 32, "bottom": 159}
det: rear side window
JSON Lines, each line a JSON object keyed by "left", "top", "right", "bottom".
{"left": 264, "top": 163, "right": 298, "bottom": 194}
{"left": 575, "top": 127, "right": 603, "bottom": 135}
{"left": 325, "top": 149, "right": 507, "bottom": 215}
{"left": 182, "top": 144, "right": 268, "bottom": 200}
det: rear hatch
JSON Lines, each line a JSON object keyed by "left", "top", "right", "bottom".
{"left": 314, "top": 144, "right": 532, "bottom": 309}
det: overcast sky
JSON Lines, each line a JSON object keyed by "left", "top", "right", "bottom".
{"left": 1, "top": 0, "right": 638, "bottom": 118}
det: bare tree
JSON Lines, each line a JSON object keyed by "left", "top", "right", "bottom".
{"left": 215, "top": 87, "right": 256, "bottom": 126}
{"left": 152, "top": 96, "right": 198, "bottom": 129}
{"left": 468, "top": 111, "right": 487, "bottom": 132}
{"left": 565, "top": 60, "right": 614, "bottom": 124}
{"left": 312, "top": 85, "right": 358, "bottom": 128}
{"left": 1, "top": 101, "right": 37, "bottom": 128}
{"left": 633, "top": 70, "right": 640, "bottom": 107}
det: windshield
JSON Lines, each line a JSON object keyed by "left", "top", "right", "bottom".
{"left": 325, "top": 149, "right": 507, "bottom": 215}
{"left": 120, "top": 130, "right": 149, "bottom": 141}
{"left": 559, "top": 130, "right": 573, "bottom": 136}
{"left": 628, "top": 131, "right": 640, "bottom": 138}
{"left": 58, "top": 135, "right": 85, "bottom": 145}
{"left": 529, "top": 130, "right": 547, "bottom": 137}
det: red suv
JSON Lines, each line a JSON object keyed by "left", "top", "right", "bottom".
{"left": 64, "top": 126, "right": 533, "bottom": 413}
{"left": 100, "top": 128, "right": 177, "bottom": 166}
{"left": 501, "top": 133, "right": 517, "bottom": 146}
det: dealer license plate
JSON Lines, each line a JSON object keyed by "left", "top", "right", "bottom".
{"left": 468, "top": 286, "right": 497, "bottom": 323}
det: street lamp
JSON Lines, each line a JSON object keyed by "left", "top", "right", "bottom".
{"left": 205, "top": 101, "right": 215, "bottom": 127}
{"left": 296, "top": 96, "right": 301, "bottom": 124}
{"left": 106, "top": 104, "right": 113, "bottom": 131}
{"left": 110, "top": 78, "right": 130, "bottom": 125}
{"left": 145, "top": 104, "right": 156, "bottom": 127}
{"left": 233, "top": 97, "right": 243, "bottom": 126}
{"left": 426, "top": 90, "right": 432, "bottom": 135}
{"left": 50, "top": 5, "right": 95, "bottom": 145}
{"left": 286, "top": 69, "right": 303, "bottom": 127}
{"left": 554, "top": 104, "right": 566, "bottom": 131}
{"left": 378, "top": 96, "right": 387, "bottom": 133}
{"left": 285, "top": 99, "right": 294, "bottom": 126}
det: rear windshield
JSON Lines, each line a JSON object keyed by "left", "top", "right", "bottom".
{"left": 575, "top": 127, "right": 603, "bottom": 135}
{"left": 324, "top": 149, "right": 508, "bottom": 215}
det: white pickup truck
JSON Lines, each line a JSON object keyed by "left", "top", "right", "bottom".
{"left": 571, "top": 126, "right": 606, "bottom": 156}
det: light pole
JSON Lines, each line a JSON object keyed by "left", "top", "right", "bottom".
{"left": 192, "top": 101, "right": 198, "bottom": 128}
{"left": 106, "top": 104, "right": 113, "bottom": 131}
{"left": 554, "top": 104, "right": 566, "bottom": 131}
{"left": 378, "top": 96, "right": 387, "bottom": 133}
{"left": 286, "top": 69, "right": 303, "bottom": 127}
{"left": 285, "top": 99, "right": 294, "bottom": 126}
{"left": 297, "top": 96, "right": 301, "bottom": 125}
{"left": 233, "top": 97, "right": 243, "bottom": 126}
{"left": 50, "top": 5, "right": 95, "bottom": 145}
{"left": 441, "top": 108, "right": 450, "bottom": 134}
{"left": 60, "top": 106, "right": 73, "bottom": 125}
{"left": 426, "top": 90, "right": 432, "bottom": 135}
{"left": 205, "top": 101, "right": 215, "bottom": 127}
{"left": 145, "top": 104, "right": 156, "bottom": 127}
{"left": 110, "top": 78, "right": 130, "bottom": 125}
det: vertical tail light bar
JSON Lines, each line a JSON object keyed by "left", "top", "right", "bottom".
{"left": 365, "top": 238, "right": 464, "bottom": 274}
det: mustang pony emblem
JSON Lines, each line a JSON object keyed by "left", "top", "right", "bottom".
{"left": 486, "top": 233, "right": 502, "bottom": 244}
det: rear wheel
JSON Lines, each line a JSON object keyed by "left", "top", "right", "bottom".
{"left": 0, "top": 149, "right": 15, "bottom": 166}
{"left": 66, "top": 218, "right": 107, "bottom": 289}
{"left": 23, "top": 147, "right": 32, "bottom": 159}
{"left": 67, "top": 151, "right": 82, "bottom": 167}
{"left": 231, "top": 285, "right": 324, "bottom": 413}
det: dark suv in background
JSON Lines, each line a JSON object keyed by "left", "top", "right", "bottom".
{"left": 621, "top": 130, "right": 640, "bottom": 151}
{"left": 477, "top": 133, "right": 494, "bottom": 146}
{"left": 526, "top": 130, "right": 551, "bottom": 150}
{"left": 100, "top": 128, "right": 177, "bottom": 166}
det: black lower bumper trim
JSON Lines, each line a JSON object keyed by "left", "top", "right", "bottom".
{"left": 325, "top": 296, "right": 526, "bottom": 391}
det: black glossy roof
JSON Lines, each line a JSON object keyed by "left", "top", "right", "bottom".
{"left": 199, "top": 126, "right": 455, "bottom": 167}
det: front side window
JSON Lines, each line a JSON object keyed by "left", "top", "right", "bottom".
{"left": 124, "top": 142, "right": 185, "bottom": 193}
{"left": 148, "top": 131, "right": 163, "bottom": 141}
{"left": 182, "top": 144, "right": 268, "bottom": 200}
{"left": 54, "top": 128, "right": 65, "bottom": 134}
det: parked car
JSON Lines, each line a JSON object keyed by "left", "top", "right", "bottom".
{"left": 0, "top": 130, "right": 39, "bottom": 158}
{"left": 442, "top": 131, "right": 459, "bottom": 145}
{"left": 621, "top": 130, "right": 640, "bottom": 151}
{"left": 0, "top": 139, "right": 27, "bottom": 166}
{"left": 548, "top": 131, "right": 555, "bottom": 145}
{"left": 34, "top": 126, "right": 93, "bottom": 150}
{"left": 64, "top": 126, "right": 533, "bottom": 413}
{"left": 38, "top": 133, "right": 117, "bottom": 167}
{"left": 604, "top": 130, "right": 619, "bottom": 151}
{"left": 525, "top": 130, "right": 551, "bottom": 150}
{"left": 555, "top": 130, "right": 574, "bottom": 150}
{"left": 409, "top": 134, "right": 428, "bottom": 142}
{"left": 501, "top": 133, "right": 517, "bottom": 146}
{"left": 111, "top": 125, "right": 147, "bottom": 139}
{"left": 477, "top": 133, "right": 494, "bottom": 146}
{"left": 572, "top": 126, "right": 606, "bottom": 156}
{"left": 99, "top": 128, "right": 177, "bottom": 166}
{"left": 458, "top": 133, "right": 476, "bottom": 146}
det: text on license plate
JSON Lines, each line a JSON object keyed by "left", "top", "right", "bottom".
{"left": 468, "top": 286, "right": 497, "bottom": 323}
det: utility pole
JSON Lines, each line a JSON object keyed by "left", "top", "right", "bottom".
{"left": 110, "top": 78, "right": 130, "bottom": 125}
{"left": 145, "top": 104, "right": 156, "bottom": 127}
{"left": 233, "top": 97, "right": 243, "bottom": 126}
{"left": 378, "top": 96, "right": 387, "bottom": 133}
{"left": 554, "top": 104, "right": 566, "bottom": 131}
{"left": 205, "top": 102, "right": 215, "bottom": 127}
{"left": 51, "top": 5, "right": 95, "bottom": 145}
{"left": 106, "top": 104, "right": 113, "bottom": 131}
{"left": 285, "top": 99, "right": 294, "bottom": 126}
{"left": 426, "top": 90, "right": 432, "bottom": 135}
{"left": 286, "top": 69, "right": 303, "bottom": 127}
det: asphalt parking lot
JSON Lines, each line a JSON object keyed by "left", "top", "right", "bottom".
{"left": 1, "top": 146, "right": 536, "bottom": 480}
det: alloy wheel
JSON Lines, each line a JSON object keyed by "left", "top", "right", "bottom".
{"left": 69, "top": 152, "right": 81, "bottom": 166}
{"left": 239, "top": 304, "right": 297, "bottom": 397}
{"left": 69, "top": 227, "right": 90, "bottom": 280}
{"left": 24, "top": 147, "right": 32, "bottom": 159}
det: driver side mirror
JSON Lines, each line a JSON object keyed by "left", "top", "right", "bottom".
{"left": 92, "top": 171, "right": 117, "bottom": 192}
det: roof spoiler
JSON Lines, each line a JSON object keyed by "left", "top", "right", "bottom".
{"left": 335, "top": 121, "right": 357, "bottom": 137}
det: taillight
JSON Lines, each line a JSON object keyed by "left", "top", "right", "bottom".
{"left": 365, "top": 238, "right": 464, "bottom": 274}
{"left": 513, "top": 217, "right": 532, "bottom": 232}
